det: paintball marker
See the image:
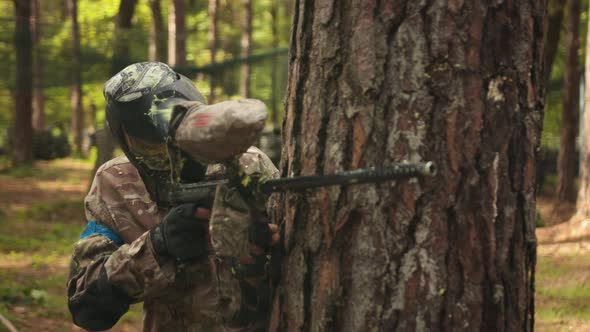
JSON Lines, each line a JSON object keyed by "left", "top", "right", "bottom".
{"left": 165, "top": 99, "right": 437, "bottom": 206}
{"left": 166, "top": 161, "right": 437, "bottom": 206}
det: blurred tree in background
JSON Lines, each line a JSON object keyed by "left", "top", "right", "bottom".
{"left": 168, "top": 0, "right": 185, "bottom": 67}
{"left": 240, "top": 0, "right": 252, "bottom": 98}
{"left": 68, "top": 0, "right": 83, "bottom": 155}
{"left": 31, "top": 0, "right": 45, "bottom": 130}
{"left": 0, "top": 0, "right": 292, "bottom": 167}
{"left": 12, "top": 0, "right": 33, "bottom": 166}
{"left": 578, "top": 2, "right": 590, "bottom": 217}
{"left": 207, "top": 0, "right": 219, "bottom": 102}
{"left": 544, "top": 0, "right": 566, "bottom": 85}
{"left": 148, "top": 0, "right": 166, "bottom": 62}
{"left": 557, "top": 0, "right": 582, "bottom": 203}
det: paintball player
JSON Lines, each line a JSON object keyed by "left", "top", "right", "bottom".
{"left": 66, "top": 62, "right": 280, "bottom": 331}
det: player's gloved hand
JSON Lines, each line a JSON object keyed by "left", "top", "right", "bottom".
{"left": 248, "top": 222, "right": 278, "bottom": 251}
{"left": 150, "top": 203, "right": 211, "bottom": 261}
{"left": 234, "top": 223, "right": 280, "bottom": 284}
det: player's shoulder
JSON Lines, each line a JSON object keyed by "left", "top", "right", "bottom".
{"left": 96, "top": 155, "right": 134, "bottom": 174}
{"left": 92, "top": 155, "right": 143, "bottom": 189}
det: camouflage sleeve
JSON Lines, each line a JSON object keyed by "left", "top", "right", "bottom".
{"left": 67, "top": 160, "right": 176, "bottom": 329}
{"left": 67, "top": 234, "right": 132, "bottom": 330}
{"left": 84, "top": 158, "right": 177, "bottom": 300}
{"left": 67, "top": 230, "right": 176, "bottom": 330}
{"left": 210, "top": 147, "right": 280, "bottom": 331}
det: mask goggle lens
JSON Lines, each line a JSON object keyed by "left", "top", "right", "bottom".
{"left": 123, "top": 131, "right": 170, "bottom": 171}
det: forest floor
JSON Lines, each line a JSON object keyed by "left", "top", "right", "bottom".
{"left": 0, "top": 158, "right": 588, "bottom": 331}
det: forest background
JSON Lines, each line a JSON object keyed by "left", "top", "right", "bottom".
{"left": 0, "top": 0, "right": 588, "bottom": 331}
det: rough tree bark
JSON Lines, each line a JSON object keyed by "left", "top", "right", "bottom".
{"left": 148, "top": 0, "right": 167, "bottom": 62}
{"left": 31, "top": 0, "right": 45, "bottom": 130}
{"left": 556, "top": 0, "right": 581, "bottom": 203}
{"left": 544, "top": 0, "right": 566, "bottom": 83}
{"left": 168, "top": 0, "right": 186, "bottom": 67}
{"left": 208, "top": 0, "right": 219, "bottom": 103}
{"left": 577, "top": 3, "right": 590, "bottom": 217}
{"left": 69, "top": 0, "right": 83, "bottom": 155}
{"left": 239, "top": 0, "right": 252, "bottom": 98}
{"left": 270, "top": 1, "right": 544, "bottom": 331}
{"left": 12, "top": 0, "right": 34, "bottom": 166}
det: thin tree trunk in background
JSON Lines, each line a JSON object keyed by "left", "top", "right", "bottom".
{"left": 60, "top": 0, "right": 68, "bottom": 21}
{"left": 168, "top": 0, "right": 186, "bottom": 67}
{"left": 148, "top": 0, "right": 167, "bottom": 62}
{"left": 208, "top": 0, "right": 219, "bottom": 103}
{"left": 577, "top": 3, "right": 590, "bottom": 216}
{"left": 557, "top": 0, "right": 581, "bottom": 203}
{"left": 12, "top": 0, "right": 34, "bottom": 166}
{"left": 239, "top": 0, "right": 252, "bottom": 98}
{"left": 92, "top": 0, "right": 136, "bottom": 175}
{"left": 31, "top": 0, "right": 45, "bottom": 130}
{"left": 69, "top": 0, "right": 83, "bottom": 155}
{"left": 270, "top": 0, "right": 279, "bottom": 131}
{"left": 270, "top": 1, "right": 544, "bottom": 331}
{"left": 544, "top": 0, "right": 566, "bottom": 83}
{"left": 283, "top": 0, "right": 293, "bottom": 20}
{"left": 89, "top": 102, "right": 97, "bottom": 128}
{"left": 112, "top": 0, "right": 138, "bottom": 75}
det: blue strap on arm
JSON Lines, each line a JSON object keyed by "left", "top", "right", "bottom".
{"left": 80, "top": 220, "right": 125, "bottom": 247}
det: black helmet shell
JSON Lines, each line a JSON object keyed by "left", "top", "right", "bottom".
{"left": 104, "top": 62, "right": 206, "bottom": 148}
{"left": 103, "top": 62, "right": 207, "bottom": 205}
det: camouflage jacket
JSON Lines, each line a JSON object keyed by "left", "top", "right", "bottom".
{"left": 67, "top": 147, "right": 279, "bottom": 331}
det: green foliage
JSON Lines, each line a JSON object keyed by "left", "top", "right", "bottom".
{"left": 0, "top": 268, "right": 73, "bottom": 321}
{"left": 0, "top": 0, "right": 291, "bottom": 157}
{"left": 0, "top": 276, "right": 49, "bottom": 307}
{"left": 0, "top": 159, "right": 91, "bottom": 180}
{"left": 1, "top": 165, "right": 41, "bottom": 178}
{"left": 0, "top": 200, "right": 83, "bottom": 255}
{"left": 16, "top": 199, "right": 84, "bottom": 223}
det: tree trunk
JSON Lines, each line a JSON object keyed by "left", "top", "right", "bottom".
{"left": 208, "top": 0, "right": 219, "bottom": 103}
{"left": 12, "top": 0, "right": 34, "bottom": 166}
{"left": 577, "top": 3, "right": 590, "bottom": 216}
{"left": 148, "top": 0, "right": 167, "bottom": 62}
{"left": 556, "top": 0, "right": 581, "bottom": 203}
{"left": 94, "top": 0, "right": 137, "bottom": 173}
{"left": 89, "top": 128, "right": 117, "bottom": 190}
{"left": 69, "top": 0, "right": 83, "bottom": 155}
{"left": 270, "top": 1, "right": 544, "bottom": 331}
{"left": 31, "top": 0, "right": 45, "bottom": 130}
{"left": 112, "top": 0, "right": 138, "bottom": 74}
{"left": 239, "top": 0, "right": 252, "bottom": 98}
{"left": 544, "top": 0, "right": 566, "bottom": 83}
{"left": 168, "top": 0, "right": 186, "bottom": 67}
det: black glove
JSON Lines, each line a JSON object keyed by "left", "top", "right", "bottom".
{"left": 150, "top": 203, "right": 209, "bottom": 261}
{"left": 248, "top": 222, "right": 274, "bottom": 250}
